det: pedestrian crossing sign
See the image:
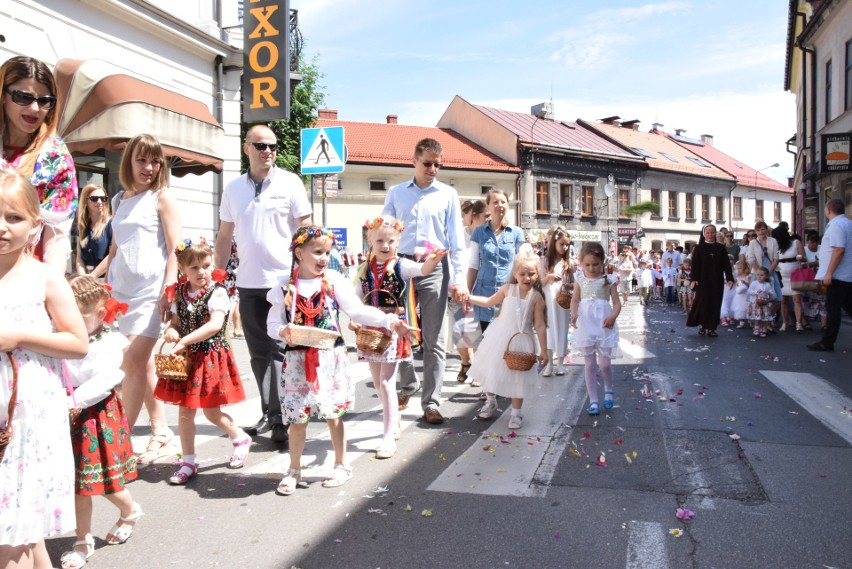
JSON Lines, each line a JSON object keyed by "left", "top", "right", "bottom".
{"left": 301, "top": 127, "right": 346, "bottom": 174}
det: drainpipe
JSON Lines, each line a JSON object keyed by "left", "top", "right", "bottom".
{"left": 213, "top": 0, "right": 225, "bottom": 232}
{"left": 727, "top": 182, "right": 737, "bottom": 235}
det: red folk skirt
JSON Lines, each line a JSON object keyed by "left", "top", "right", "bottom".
{"left": 154, "top": 346, "right": 246, "bottom": 409}
{"left": 71, "top": 390, "right": 137, "bottom": 496}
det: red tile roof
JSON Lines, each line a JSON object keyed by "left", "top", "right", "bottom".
{"left": 579, "top": 120, "right": 736, "bottom": 182}
{"left": 473, "top": 104, "right": 638, "bottom": 160}
{"left": 314, "top": 119, "right": 520, "bottom": 173}
{"left": 658, "top": 132, "right": 791, "bottom": 193}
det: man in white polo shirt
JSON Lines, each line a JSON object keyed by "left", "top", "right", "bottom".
{"left": 214, "top": 124, "right": 312, "bottom": 442}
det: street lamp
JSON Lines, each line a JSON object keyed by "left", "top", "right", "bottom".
{"left": 753, "top": 162, "right": 780, "bottom": 224}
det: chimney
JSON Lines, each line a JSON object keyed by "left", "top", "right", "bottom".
{"left": 674, "top": 128, "right": 686, "bottom": 136}
{"left": 621, "top": 119, "right": 640, "bottom": 130}
{"left": 700, "top": 134, "right": 714, "bottom": 146}
{"left": 651, "top": 122, "right": 664, "bottom": 132}
{"left": 599, "top": 115, "right": 621, "bottom": 126}
{"left": 317, "top": 109, "right": 338, "bottom": 120}
{"left": 386, "top": 114, "right": 398, "bottom": 124}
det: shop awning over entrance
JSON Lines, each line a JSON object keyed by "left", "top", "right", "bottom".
{"left": 54, "top": 59, "right": 224, "bottom": 177}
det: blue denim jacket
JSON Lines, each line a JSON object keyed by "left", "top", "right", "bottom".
{"left": 470, "top": 224, "right": 525, "bottom": 322}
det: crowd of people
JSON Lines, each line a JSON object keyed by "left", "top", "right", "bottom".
{"left": 1, "top": 52, "right": 851, "bottom": 569}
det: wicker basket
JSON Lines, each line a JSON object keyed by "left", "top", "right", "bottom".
{"left": 287, "top": 325, "right": 340, "bottom": 349}
{"left": 503, "top": 332, "right": 537, "bottom": 371}
{"left": 0, "top": 352, "right": 18, "bottom": 462}
{"left": 556, "top": 285, "right": 573, "bottom": 309}
{"left": 356, "top": 290, "right": 396, "bottom": 355}
{"left": 155, "top": 343, "right": 189, "bottom": 381}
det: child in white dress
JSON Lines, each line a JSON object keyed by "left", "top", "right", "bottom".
{"left": 570, "top": 242, "right": 622, "bottom": 415}
{"left": 0, "top": 171, "right": 88, "bottom": 566}
{"left": 748, "top": 266, "right": 776, "bottom": 337}
{"left": 731, "top": 261, "right": 751, "bottom": 328}
{"left": 539, "top": 228, "right": 572, "bottom": 376}
{"left": 266, "top": 226, "right": 413, "bottom": 495}
{"left": 352, "top": 216, "right": 445, "bottom": 458}
{"left": 468, "top": 252, "right": 547, "bottom": 430}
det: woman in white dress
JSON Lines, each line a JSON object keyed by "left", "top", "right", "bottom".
{"left": 106, "top": 134, "right": 181, "bottom": 463}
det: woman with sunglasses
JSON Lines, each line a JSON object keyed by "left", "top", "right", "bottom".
{"left": 1, "top": 56, "right": 78, "bottom": 273}
{"left": 75, "top": 184, "right": 113, "bottom": 278}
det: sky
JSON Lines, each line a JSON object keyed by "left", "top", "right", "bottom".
{"left": 293, "top": 0, "right": 795, "bottom": 185}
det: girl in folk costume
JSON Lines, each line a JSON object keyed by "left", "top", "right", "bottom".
{"left": 570, "top": 242, "right": 622, "bottom": 416}
{"left": 267, "top": 226, "right": 414, "bottom": 495}
{"left": 61, "top": 276, "right": 139, "bottom": 569}
{"left": 351, "top": 216, "right": 445, "bottom": 459}
{"left": 539, "top": 227, "right": 573, "bottom": 376}
{"left": 747, "top": 266, "right": 777, "bottom": 338}
{"left": 154, "top": 239, "right": 249, "bottom": 486}
{"left": 468, "top": 252, "right": 548, "bottom": 430}
{"left": 0, "top": 171, "right": 88, "bottom": 569}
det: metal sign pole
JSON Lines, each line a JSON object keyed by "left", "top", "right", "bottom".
{"left": 310, "top": 175, "right": 315, "bottom": 224}
{"left": 321, "top": 174, "right": 328, "bottom": 227}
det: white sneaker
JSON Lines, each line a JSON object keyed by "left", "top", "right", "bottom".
{"left": 779, "top": 323, "right": 787, "bottom": 332}
{"left": 555, "top": 364, "right": 567, "bottom": 376}
{"left": 508, "top": 414, "right": 523, "bottom": 430}
{"left": 478, "top": 400, "right": 498, "bottom": 420}
{"left": 541, "top": 361, "right": 553, "bottom": 377}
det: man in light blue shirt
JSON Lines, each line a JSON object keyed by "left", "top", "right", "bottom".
{"left": 808, "top": 198, "right": 852, "bottom": 352}
{"left": 383, "top": 138, "right": 469, "bottom": 424}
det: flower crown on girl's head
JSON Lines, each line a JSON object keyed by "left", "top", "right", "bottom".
{"left": 175, "top": 237, "right": 208, "bottom": 255}
{"left": 363, "top": 216, "right": 404, "bottom": 232}
{"left": 289, "top": 227, "right": 336, "bottom": 252}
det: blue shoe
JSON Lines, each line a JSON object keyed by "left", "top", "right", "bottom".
{"left": 604, "top": 391, "right": 614, "bottom": 410}
{"left": 586, "top": 402, "right": 600, "bottom": 416}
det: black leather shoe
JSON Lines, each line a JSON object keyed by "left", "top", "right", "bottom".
{"left": 270, "top": 423, "right": 290, "bottom": 443}
{"left": 244, "top": 416, "right": 272, "bottom": 436}
{"left": 807, "top": 342, "right": 834, "bottom": 352}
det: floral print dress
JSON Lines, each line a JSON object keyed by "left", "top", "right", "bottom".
{"left": 0, "top": 269, "right": 75, "bottom": 546}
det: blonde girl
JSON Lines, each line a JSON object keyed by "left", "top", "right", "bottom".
{"left": 0, "top": 171, "right": 88, "bottom": 569}
{"left": 453, "top": 199, "right": 487, "bottom": 385}
{"left": 352, "top": 216, "right": 445, "bottom": 458}
{"left": 679, "top": 258, "right": 694, "bottom": 313}
{"left": 75, "top": 184, "right": 112, "bottom": 278}
{"left": 61, "top": 275, "right": 140, "bottom": 569}
{"left": 154, "top": 239, "right": 249, "bottom": 485}
{"left": 747, "top": 266, "right": 776, "bottom": 337}
{"left": 539, "top": 227, "right": 572, "bottom": 376}
{"left": 570, "top": 242, "right": 622, "bottom": 415}
{"left": 731, "top": 260, "right": 751, "bottom": 328}
{"left": 467, "top": 252, "right": 548, "bottom": 430}
{"left": 106, "top": 133, "right": 181, "bottom": 463}
{"left": 266, "top": 226, "right": 413, "bottom": 495}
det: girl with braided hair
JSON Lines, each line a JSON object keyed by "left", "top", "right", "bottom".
{"left": 266, "top": 225, "right": 415, "bottom": 495}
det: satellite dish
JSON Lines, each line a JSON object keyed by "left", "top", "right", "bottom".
{"left": 604, "top": 183, "right": 615, "bottom": 198}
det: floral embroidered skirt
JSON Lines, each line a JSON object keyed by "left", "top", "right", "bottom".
{"left": 281, "top": 345, "right": 354, "bottom": 423}
{"left": 155, "top": 346, "right": 246, "bottom": 409}
{"left": 71, "top": 390, "right": 137, "bottom": 496}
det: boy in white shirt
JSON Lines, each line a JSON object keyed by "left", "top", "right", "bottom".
{"left": 636, "top": 260, "right": 654, "bottom": 305}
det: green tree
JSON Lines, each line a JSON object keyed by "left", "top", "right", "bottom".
{"left": 241, "top": 55, "right": 326, "bottom": 175}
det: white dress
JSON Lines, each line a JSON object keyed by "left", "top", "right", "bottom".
{"left": 777, "top": 241, "right": 802, "bottom": 296}
{"left": 540, "top": 258, "right": 572, "bottom": 358}
{"left": 109, "top": 189, "right": 168, "bottom": 338}
{"left": 467, "top": 285, "right": 538, "bottom": 399}
{"left": 571, "top": 275, "right": 622, "bottom": 358}
{"left": 0, "top": 264, "right": 75, "bottom": 545}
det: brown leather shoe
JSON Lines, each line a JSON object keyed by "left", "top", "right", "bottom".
{"left": 397, "top": 391, "right": 412, "bottom": 410}
{"left": 423, "top": 406, "right": 444, "bottom": 425}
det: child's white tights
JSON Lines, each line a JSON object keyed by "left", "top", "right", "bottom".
{"left": 583, "top": 353, "right": 613, "bottom": 404}
{"left": 369, "top": 362, "right": 399, "bottom": 445}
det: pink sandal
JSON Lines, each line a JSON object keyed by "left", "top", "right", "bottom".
{"left": 229, "top": 436, "right": 251, "bottom": 469}
{"left": 168, "top": 461, "right": 197, "bottom": 485}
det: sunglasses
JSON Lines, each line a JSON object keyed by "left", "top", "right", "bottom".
{"left": 420, "top": 160, "right": 442, "bottom": 169}
{"left": 250, "top": 142, "right": 277, "bottom": 152}
{"left": 88, "top": 195, "right": 108, "bottom": 203}
{"left": 6, "top": 89, "right": 57, "bottom": 110}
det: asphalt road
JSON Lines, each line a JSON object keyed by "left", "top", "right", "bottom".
{"left": 45, "top": 297, "right": 851, "bottom": 569}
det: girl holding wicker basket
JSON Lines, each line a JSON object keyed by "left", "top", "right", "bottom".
{"left": 539, "top": 227, "right": 573, "bottom": 376}
{"left": 266, "top": 226, "right": 416, "bottom": 495}
{"left": 0, "top": 171, "right": 88, "bottom": 568}
{"left": 570, "top": 242, "right": 622, "bottom": 416}
{"left": 154, "top": 238, "right": 249, "bottom": 486}
{"left": 466, "top": 251, "right": 548, "bottom": 430}
{"left": 351, "top": 216, "right": 445, "bottom": 459}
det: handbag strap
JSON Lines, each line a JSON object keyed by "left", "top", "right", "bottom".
{"left": 61, "top": 359, "right": 77, "bottom": 409}
{"left": 3, "top": 352, "right": 18, "bottom": 433}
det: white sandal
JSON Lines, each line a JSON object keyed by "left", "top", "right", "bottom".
{"left": 137, "top": 421, "right": 174, "bottom": 464}
{"left": 105, "top": 502, "right": 144, "bottom": 545}
{"left": 276, "top": 468, "right": 301, "bottom": 496}
{"left": 322, "top": 463, "right": 353, "bottom": 488}
{"left": 60, "top": 534, "right": 94, "bottom": 569}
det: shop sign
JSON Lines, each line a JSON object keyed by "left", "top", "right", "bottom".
{"left": 822, "top": 134, "right": 851, "bottom": 173}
